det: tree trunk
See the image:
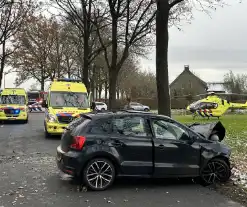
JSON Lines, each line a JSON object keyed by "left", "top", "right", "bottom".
{"left": 108, "top": 17, "right": 118, "bottom": 110}
{"left": 83, "top": 38, "right": 90, "bottom": 92}
{"left": 91, "top": 65, "right": 96, "bottom": 100}
{"left": 104, "top": 80, "right": 108, "bottom": 101}
{"left": 109, "top": 69, "right": 117, "bottom": 110}
{"left": 156, "top": 0, "right": 171, "bottom": 117}
{"left": 40, "top": 78, "right": 45, "bottom": 91}
{"left": 117, "top": 87, "right": 120, "bottom": 99}
{"left": 95, "top": 86, "right": 98, "bottom": 100}
{"left": 0, "top": 39, "right": 6, "bottom": 88}
{"left": 98, "top": 84, "right": 102, "bottom": 100}
{"left": 121, "top": 90, "right": 125, "bottom": 99}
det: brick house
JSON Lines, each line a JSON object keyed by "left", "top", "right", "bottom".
{"left": 169, "top": 65, "right": 229, "bottom": 108}
{"left": 169, "top": 65, "right": 208, "bottom": 99}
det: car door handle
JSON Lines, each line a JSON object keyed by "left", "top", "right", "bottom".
{"left": 157, "top": 144, "right": 165, "bottom": 149}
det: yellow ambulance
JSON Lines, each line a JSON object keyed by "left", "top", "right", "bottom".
{"left": 0, "top": 88, "right": 28, "bottom": 123}
{"left": 43, "top": 78, "right": 91, "bottom": 138}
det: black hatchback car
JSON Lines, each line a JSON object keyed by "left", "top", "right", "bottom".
{"left": 56, "top": 110, "right": 231, "bottom": 191}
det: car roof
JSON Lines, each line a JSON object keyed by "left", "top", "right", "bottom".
{"left": 81, "top": 110, "right": 171, "bottom": 120}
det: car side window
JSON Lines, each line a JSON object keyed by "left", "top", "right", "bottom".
{"left": 151, "top": 119, "right": 189, "bottom": 140}
{"left": 88, "top": 119, "right": 111, "bottom": 134}
{"left": 112, "top": 116, "right": 147, "bottom": 137}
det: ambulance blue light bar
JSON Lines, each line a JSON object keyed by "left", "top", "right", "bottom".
{"left": 55, "top": 78, "right": 82, "bottom": 83}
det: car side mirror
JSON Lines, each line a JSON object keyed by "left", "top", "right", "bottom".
{"left": 181, "top": 132, "right": 195, "bottom": 144}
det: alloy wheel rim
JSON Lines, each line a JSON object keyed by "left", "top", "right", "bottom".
{"left": 201, "top": 161, "right": 228, "bottom": 184}
{"left": 86, "top": 160, "right": 113, "bottom": 189}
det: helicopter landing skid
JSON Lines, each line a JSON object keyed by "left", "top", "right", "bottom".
{"left": 192, "top": 116, "right": 220, "bottom": 120}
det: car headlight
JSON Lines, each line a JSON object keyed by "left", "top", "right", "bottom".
{"left": 47, "top": 114, "right": 57, "bottom": 123}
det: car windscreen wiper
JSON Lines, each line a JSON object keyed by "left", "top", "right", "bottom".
{"left": 52, "top": 106, "right": 63, "bottom": 109}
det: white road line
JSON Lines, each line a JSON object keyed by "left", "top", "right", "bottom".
{"left": 0, "top": 125, "right": 3, "bottom": 128}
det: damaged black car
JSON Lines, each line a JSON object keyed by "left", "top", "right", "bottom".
{"left": 56, "top": 110, "right": 231, "bottom": 191}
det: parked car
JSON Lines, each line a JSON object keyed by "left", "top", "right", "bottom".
{"left": 56, "top": 110, "right": 231, "bottom": 191}
{"left": 124, "top": 102, "right": 150, "bottom": 111}
{"left": 95, "top": 101, "right": 107, "bottom": 111}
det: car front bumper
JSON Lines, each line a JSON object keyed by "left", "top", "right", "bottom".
{"left": 0, "top": 113, "right": 28, "bottom": 121}
{"left": 46, "top": 122, "right": 68, "bottom": 135}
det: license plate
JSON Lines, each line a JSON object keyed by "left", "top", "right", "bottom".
{"left": 8, "top": 117, "right": 16, "bottom": 120}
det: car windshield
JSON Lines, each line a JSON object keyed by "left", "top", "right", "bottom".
{"left": 50, "top": 91, "right": 89, "bottom": 108}
{"left": 0, "top": 95, "right": 26, "bottom": 105}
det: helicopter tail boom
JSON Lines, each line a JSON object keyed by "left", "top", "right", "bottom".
{"left": 229, "top": 102, "right": 247, "bottom": 109}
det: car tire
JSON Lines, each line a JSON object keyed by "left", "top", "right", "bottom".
{"left": 44, "top": 123, "right": 51, "bottom": 139}
{"left": 101, "top": 108, "right": 105, "bottom": 111}
{"left": 144, "top": 108, "right": 149, "bottom": 112}
{"left": 200, "top": 158, "right": 231, "bottom": 186}
{"left": 23, "top": 118, "right": 28, "bottom": 124}
{"left": 83, "top": 158, "right": 116, "bottom": 191}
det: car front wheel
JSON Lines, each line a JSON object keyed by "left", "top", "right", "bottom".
{"left": 200, "top": 158, "right": 231, "bottom": 186}
{"left": 44, "top": 123, "right": 51, "bottom": 139}
{"left": 83, "top": 158, "right": 115, "bottom": 191}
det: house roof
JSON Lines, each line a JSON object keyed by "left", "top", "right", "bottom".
{"left": 206, "top": 82, "right": 229, "bottom": 93}
{"left": 169, "top": 66, "right": 207, "bottom": 88}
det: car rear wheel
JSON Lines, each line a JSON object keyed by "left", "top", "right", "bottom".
{"left": 200, "top": 158, "right": 231, "bottom": 186}
{"left": 83, "top": 158, "right": 115, "bottom": 191}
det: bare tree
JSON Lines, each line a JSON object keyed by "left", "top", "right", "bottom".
{"left": 0, "top": 0, "right": 34, "bottom": 88}
{"left": 94, "top": 0, "right": 156, "bottom": 109}
{"left": 52, "top": 0, "right": 109, "bottom": 92}
{"left": 156, "top": 0, "right": 226, "bottom": 116}
{"left": 10, "top": 15, "right": 59, "bottom": 90}
{"left": 47, "top": 21, "right": 78, "bottom": 79}
{"left": 224, "top": 70, "right": 247, "bottom": 94}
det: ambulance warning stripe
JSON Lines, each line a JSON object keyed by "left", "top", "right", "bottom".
{"left": 1, "top": 107, "right": 24, "bottom": 110}
{"left": 2, "top": 107, "right": 15, "bottom": 110}
{"left": 56, "top": 113, "right": 74, "bottom": 117}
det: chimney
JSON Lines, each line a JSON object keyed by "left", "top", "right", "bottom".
{"left": 184, "top": 65, "right": 189, "bottom": 71}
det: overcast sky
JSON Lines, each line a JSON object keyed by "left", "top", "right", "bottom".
{"left": 4, "top": 1, "right": 247, "bottom": 89}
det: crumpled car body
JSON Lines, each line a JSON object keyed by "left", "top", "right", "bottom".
{"left": 187, "top": 121, "right": 226, "bottom": 142}
{"left": 186, "top": 121, "right": 231, "bottom": 169}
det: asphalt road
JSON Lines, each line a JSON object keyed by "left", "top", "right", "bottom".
{"left": 0, "top": 113, "right": 244, "bottom": 207}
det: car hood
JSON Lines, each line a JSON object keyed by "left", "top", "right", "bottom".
{"left": 187, "top": 121, "right": 226, "bottom": 142}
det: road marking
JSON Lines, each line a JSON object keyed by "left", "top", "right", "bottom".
{"left": 0, "top": 125, "right": 3, "bottom": 128}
